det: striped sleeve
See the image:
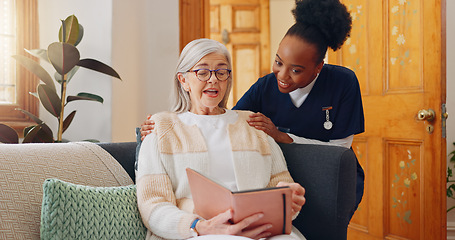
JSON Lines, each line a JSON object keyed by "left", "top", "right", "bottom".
{"left": 136, "top": 132, "right": 197, "bottom": 239}
{"left": 266, "top": 135, "right": 294, "bottom": 188}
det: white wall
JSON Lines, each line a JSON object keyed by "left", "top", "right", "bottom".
{"left": 269, "top": 0, "right": 294, "bottom": 68}
{"left": 38, "top": 0, "right": 113, "bottom": 142}
{"left": 111, "top": 0, "right": 179, "bottom": 142}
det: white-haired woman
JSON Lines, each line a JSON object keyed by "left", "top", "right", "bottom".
{"left": 136, "top": 38, "right": 306, "bottom": 240}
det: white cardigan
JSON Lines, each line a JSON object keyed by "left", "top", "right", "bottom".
{"left": 136, "top": 110, "right": 294, "bottom": 240}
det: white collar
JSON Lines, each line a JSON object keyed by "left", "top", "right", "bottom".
{"left": 289, "top": 73, "right": 319, "bottom": 108}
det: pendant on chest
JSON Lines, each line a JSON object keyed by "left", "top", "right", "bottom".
{"left": 322, "top": 106, "right": 333, "bottom": 130}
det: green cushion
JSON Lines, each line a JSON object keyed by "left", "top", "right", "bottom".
{"left": 40, "top": 179, "right": 147, "bottom": 240}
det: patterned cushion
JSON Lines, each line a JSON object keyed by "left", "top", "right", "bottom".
{"left": 40, "top": 179, "right": 147, "bottom": 240}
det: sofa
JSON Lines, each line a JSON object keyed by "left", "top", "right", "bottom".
{"left": 0, "top": 141, "right": 356, "bottom": 240}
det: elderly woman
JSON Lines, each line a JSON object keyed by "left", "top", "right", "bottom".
{"left": 136, "top": 38, "right": 305, "bottom": 240}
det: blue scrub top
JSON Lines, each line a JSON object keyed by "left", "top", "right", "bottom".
{"left": 233, "top": 64, "right": 365, "bottom": 142}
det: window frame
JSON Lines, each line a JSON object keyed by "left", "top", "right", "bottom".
{"left": 0, "top": 0, "right": 39, "bottom": 136}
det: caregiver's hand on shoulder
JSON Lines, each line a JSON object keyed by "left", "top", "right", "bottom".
{"left": 246, "top": 112, "right": 293, "bottom": 144}
{"left": 277, "top": 182, "right": 306, "bottom": 216}
{"left": 140, "top": 114, "right": 155, "bottom": 141}
{"left": 196, "top": 209, "right": 273, "bottom": 239}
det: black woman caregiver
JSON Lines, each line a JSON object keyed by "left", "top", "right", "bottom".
{"left": 233, "top": 0, "right": 365, "bottom": 210}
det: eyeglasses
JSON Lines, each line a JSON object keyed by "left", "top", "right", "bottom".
{"left": 187, "top": 68, "right": 231, "bottom": 81}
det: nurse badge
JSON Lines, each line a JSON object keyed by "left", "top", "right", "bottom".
{"left": 322, "top": 106, "right": 333, "bottom": 130}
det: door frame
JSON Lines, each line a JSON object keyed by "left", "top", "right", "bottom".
{"left": 179, "top": 0, "right": 210, "bottom": 51}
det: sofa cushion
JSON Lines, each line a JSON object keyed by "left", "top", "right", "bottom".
{"left": 41, "top": 178, "right": 146, "bottom": 240}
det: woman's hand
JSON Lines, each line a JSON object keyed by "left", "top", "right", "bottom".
{"left": 196, "top": 209, "right": 272, "bottom": 239}
{"left": 246, "top": 112, "right": 293, "bottom": 144}
{"left": 276, "top": 182, "right": 306, "bottom": 216}
{"left": 140, "top": 114, "right": 155, "bottom": 141}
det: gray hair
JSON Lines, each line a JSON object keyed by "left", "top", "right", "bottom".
{"left": 170, "top": 38, "right": 233, "bottom": 113}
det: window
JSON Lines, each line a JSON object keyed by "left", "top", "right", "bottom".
{"left": 0, "top": 0, "right": 38, "bottom": 135}
{"left": 0, "top": 0, "right": 16, "bottom": 104}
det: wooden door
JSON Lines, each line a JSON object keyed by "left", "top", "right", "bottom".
{"left": 209, "top": 0, "right": 270, "bottom": 107}
{"left": 180, "top": 0, "right": 270, "bottom": 108}
{"left": 327, "top": 0, "right": 447, "bottom": 239}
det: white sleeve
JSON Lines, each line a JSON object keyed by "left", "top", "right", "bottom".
{"left": 288, "top": 133, "right": 354, "bottom": 149}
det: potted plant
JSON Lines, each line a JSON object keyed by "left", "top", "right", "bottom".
{"left": 447, "top": 142, "right": 455, "bottom": 212}
{"left": 0, "top": 15, "right": 121, "bottom": 143}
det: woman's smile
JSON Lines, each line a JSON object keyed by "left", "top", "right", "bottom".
{"left": 277, "top": 80, "right": 291, "bottom": 89}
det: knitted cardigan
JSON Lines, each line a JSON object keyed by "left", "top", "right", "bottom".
{"left": 136, "top": 110, "right": 294, "bottom": 240}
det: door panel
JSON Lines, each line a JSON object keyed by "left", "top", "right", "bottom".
{"left": 386, "top": 0, "right": 422, "bottom": 93}
{"left": 385, "top": 140, "right": 422, "bottom": 239}
{"left": 231, "top": 44, "right": 260, "bottom": 106}
{"left": 209, "top": 0, "right": 270, "bottom": 107}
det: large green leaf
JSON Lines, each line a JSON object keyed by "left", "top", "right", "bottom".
{"left": 29, "top": 92, "right": 39, "bottom": 99}
{"left": 54, "top": 66, "right": 79, "bottom": 84}
{"left": 16, "top": 108, "right": 43, "bottom": 124}
{"left": 449, "top": 184, "right": 455, "bottom": 198}
{"left": 0, "top": 124, "right": 19, "bottom": 143}
{"left": 60, "top": 19, "right": 66, "bottom": 43}
{"left": 67, "top": 92, "right": 104, "bottom": 104}
{"left": 15, "top": 108, "right": 54, "bottom": 139}
{"left": 62, "top": 110, "right": 76, "bottom": 134}
{"left": 48, "top": 42, "right": 80, "bottom": 75}
{"left": 58, "top": 15, "right": 79, "bottom": 45}
{"left": 12, "top": 55, "right": 56, "bottom": 91}
{"left": 37, "top": 84, "right": 61, "bottom": 117}
{"left": 22, "top": 125, "right": 40, "bottom": 143}
{"left": 25, "top": 49, "right": 50, "bottom": 63}
{"left": 66, "top": 66, "right": 80, "bottom": 82}
{"left": 74, "top": 24, "right": 84, "bottom": 46}
{"left": 40, "top": 123, "right": 54, "bottom": 139}
{"left": 23, "top": 123, "right": 54, "bottom": 143}
{"left": 23, "top": 125, "right": 34, "bottom": 137}
{"left": 23, "top": 124, "right": 54, "bottom": 143}
{"left": 77, "top": 58, "right": 122, "bottom": 80}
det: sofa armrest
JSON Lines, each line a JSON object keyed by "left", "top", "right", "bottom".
{"left": 278, "top": 143, "right": 357, "bottom": 240}
{"left": 0, "top": 142, "right": 133, "bottom": 240}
